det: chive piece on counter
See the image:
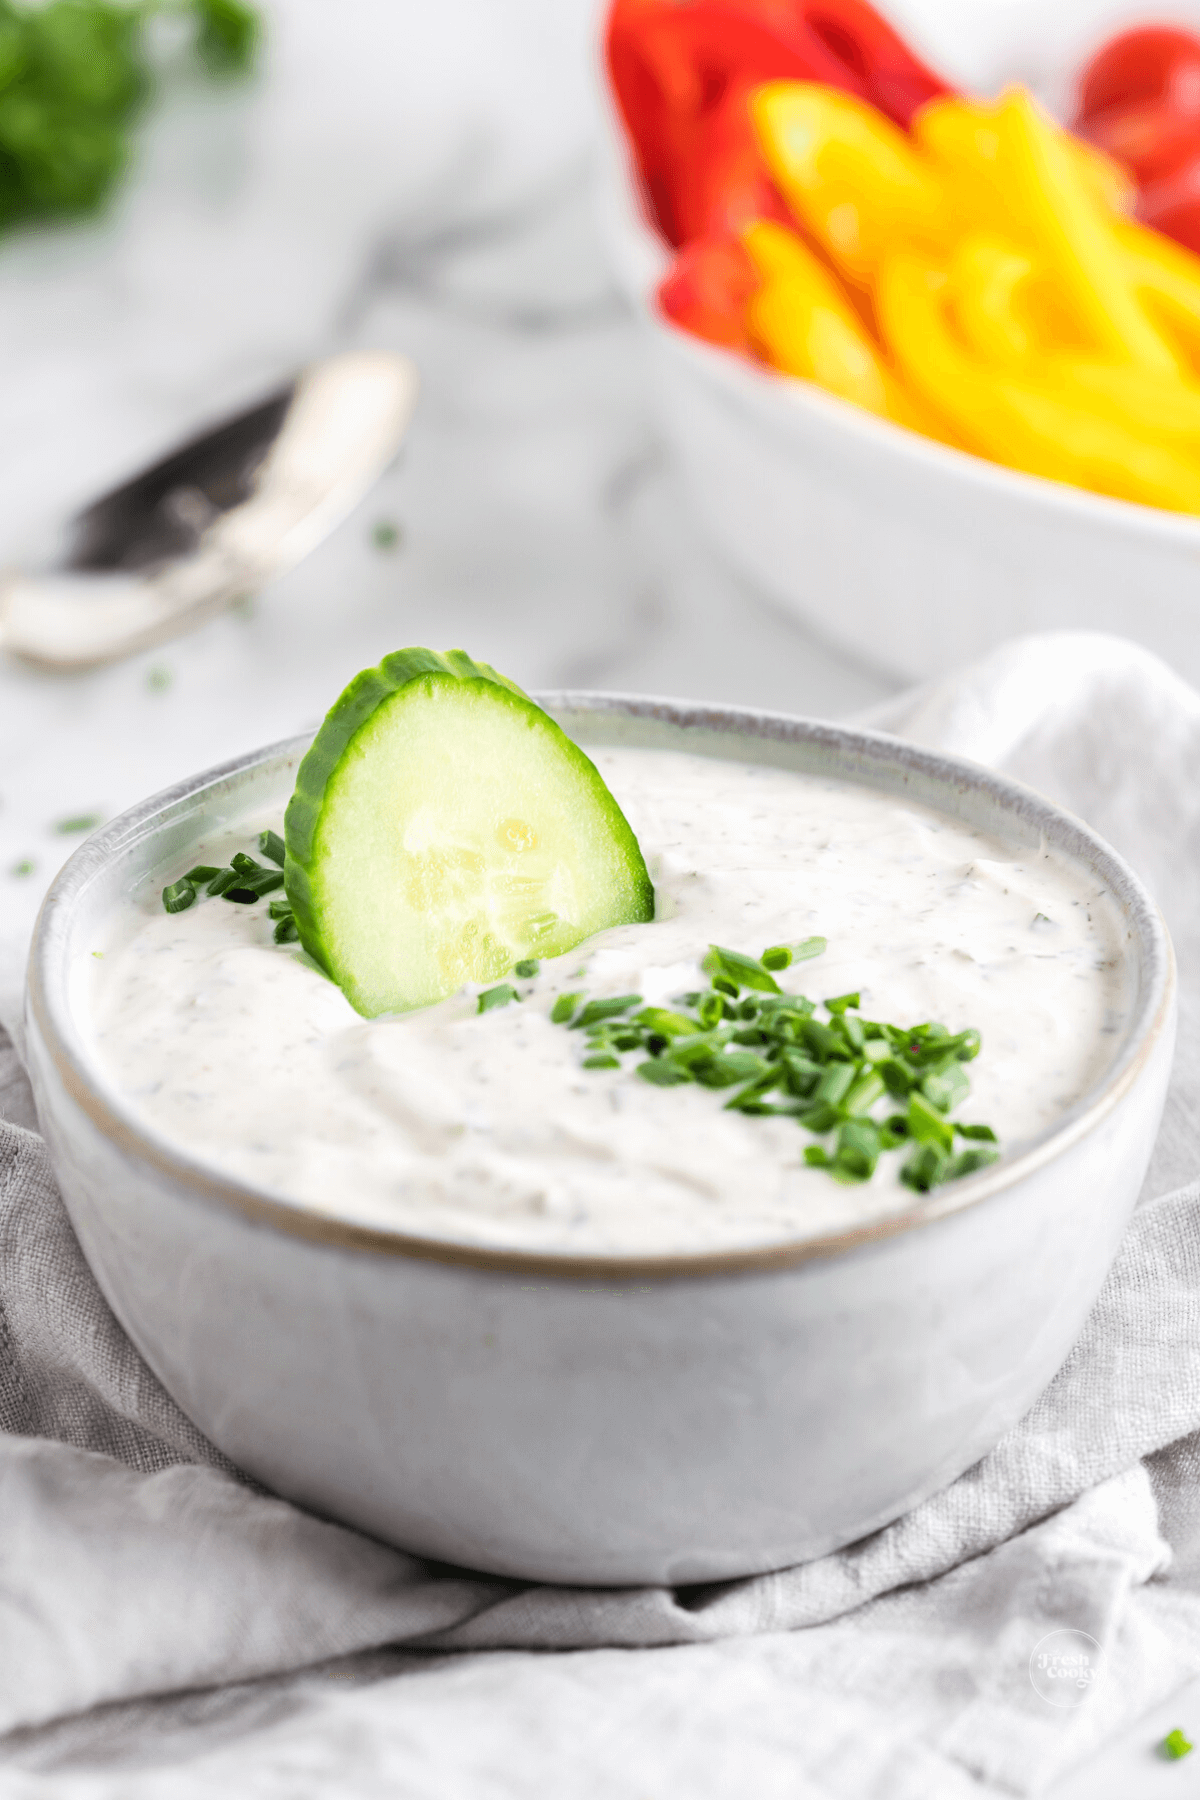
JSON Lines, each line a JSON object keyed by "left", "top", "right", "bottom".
{"left": 162, "top": 878, "right": 197, "bottom": 914}
{"left": 55, "top": 813, "right": 102, "bottom": 835}
{"left": 1160, "top": 1730, "right": 1194, "bottom": 1761}
{"left": 258, "top": 830, "right": 286, "bottom": 868}
{"left": 514, "top": 959, "right": 540, "bottom": 978}
{"left": 478, "top": 983, "right": 519, "bottom": 1014}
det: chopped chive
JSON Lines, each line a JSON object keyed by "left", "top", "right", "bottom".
{"left": 702, "top": 945, "right": 782, "bottom": 995}
{"left": 571, "top": 995, "right": 643, "bottom": 1029}
{"left": 901, "top": 1142, "right": 948, "bottom": 1192}
{"left": 637, "top": 1059, "right": 692, "bottom": 1086}
{"left": 814, "top": 1063, "right": 855, "bottom": 1106}
{"left": 842, "top": 1070, "right": 885, "bottom": 1115}
{"left": 11, "top": 858, "right": 34, "bottom": 877}
{"left": 258, "top": 830, "right": 286, "bottom": 868}
{"left": 513, "top": 959, "right": 540, "bottom": 978}
{"left": 222, "top": 887, "right": 262, "bottom": 904}
{"left": 922, "top": 1062, "right": 969, "bottom": 1113}
{"left": 184, "top": 865, "right": 221, "bottom": 884}
{"left": 798, "top": 1100, "right": 841, "bottom": 1134}
{"left": 268, "top": 896, "right": 294, "bottom": 921}
{"left": 206, "top": 868, "right": 239, "bottom": 896}
{"left": 274, "top": 916, "right": 300, "bottom": 945}
{"left": 696, "top": 992, "right": 725, "bottom": 1030}
{"left": 539, "top": 933, "right": 995, "bottom": 1186}
{"left": 372, "top": 519, "right": 401, "bottom": 550}
{"left": 54, "top": 813, "right": 102, "bottom": 835}
{"left": 790, "top": 935, "right": 827, "bottom": 962}
{"left": 477, "top": 983, "right": 519, "bottom": 1013}
{"left": 162, "top": 878, "right": 197, "bottom": 914}
{"left": 239, "top": 869, "right": 285, "bottom": 897}
{"left": 230, "top": 852, "right": 263, "bottom": 876}
{"left": 635, "top": 1006, "right": 696, "bottom": 1040}
{"left": 944, "top": 1146, "right": 999, "bottom": 1180}
{"left": 907, "top": 1092, "right": 956, "bottom": 1153}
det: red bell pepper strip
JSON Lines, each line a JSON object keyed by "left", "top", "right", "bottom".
{"left": 1080, "top": 98, "right": 1200, "bottom": 188}
{"left": 1073, "top": 25, "right": 1200, "bottom": 258}
{"left": 1075, "top": 26, "right": 1200, "bottom": 125}
{"left": 606, "top": 0, "right": 951, "bottom": 245}
{"left": 1138, "top": 155, "right": 1200, "bottom": 258}
{"left": 670, "top": 77, "right": 795, "bottom": 242}
{"left": 657, "top": 233, "right": 760, "bottom": 351}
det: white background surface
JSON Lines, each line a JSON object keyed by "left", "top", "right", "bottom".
{"left": 4, "top": 1, "right": 1200, "bottom": 1791}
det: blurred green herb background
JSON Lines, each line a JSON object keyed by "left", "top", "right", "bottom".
{"left": 0, "top": 0, "right": 260, "bottom": 233}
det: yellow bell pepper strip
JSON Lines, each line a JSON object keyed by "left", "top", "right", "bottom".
{"left": 948, "top": 234, "right": 1036, "bottom": 368}
{"left": 743, "top": 219, "right": 895, "bottom": 413}
{"left": 911, "top": 97, "right": 1021, "bottom": 242}
{"left": 947, "top": 221, "right": 1200, "bottom": 437}
{"left": 1114, "top": 214, "right": 1200, "bottom": 369}
{"left": 1068, "top": 134, "right": 1136, "bottom": 215}
{"left": 752, "top": 81, "right": 948, "bottom": 288}
{"left": 914, "top": 95, "right": 1134, "bottom": 231}
{"left": 741, "top": 216, "right": 819, "bottom": 282}
{"left": 1042, "top": 358, "right": 1200, "bottom": 441}
{"left": 742, "top": 219, "right": 946, "bottom": 434}
{"left": 877, "top": 249, "right": 1200, "bottom": 511}
{"left": 989, "top": 88, "right": 1181, "bottom": 374}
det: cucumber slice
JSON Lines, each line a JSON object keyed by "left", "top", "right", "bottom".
{"left": 284, "top": 648, "right": 655, "bottom": 1017}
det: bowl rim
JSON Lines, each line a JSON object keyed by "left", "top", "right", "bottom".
{"left": 26, "top": 691, "right": 1177, "bottom": 1281}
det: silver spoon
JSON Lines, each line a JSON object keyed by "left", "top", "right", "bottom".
{"left": 0, "top": 349, "right": 419, "bottom": 670}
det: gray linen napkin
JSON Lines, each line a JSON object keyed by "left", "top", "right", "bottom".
{"left": 4, "top": 630, "right": 1200, "bottom": 1798}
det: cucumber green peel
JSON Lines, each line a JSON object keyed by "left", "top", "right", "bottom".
{"left": 284, "top": 648, "right": 655, "bottom": 1018}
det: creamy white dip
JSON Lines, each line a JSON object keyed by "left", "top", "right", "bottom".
{"left": 81, "top": 746, "right": 1131, "bottom": 1255}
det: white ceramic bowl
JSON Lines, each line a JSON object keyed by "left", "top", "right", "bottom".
{"left": 598, "top": 109, "right": 1200, "bottom": 689}
{"left": 26, "top": 696, "right": 1175, "bottom": 1585}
